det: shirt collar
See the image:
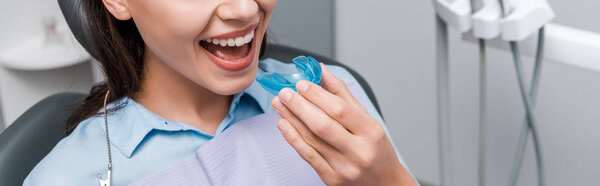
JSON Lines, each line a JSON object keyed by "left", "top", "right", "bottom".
{"left": 103, "top": 74, "right": 273, "bottom": 158}
{"left": 244, "top": 59, "right": 280, "bottom": 113}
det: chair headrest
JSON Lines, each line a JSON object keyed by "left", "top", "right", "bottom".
{"left": 58, "top": 0, "right": 99, "bottom": 60}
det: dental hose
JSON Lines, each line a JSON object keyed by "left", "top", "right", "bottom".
{"left": 497, "top": 1, "right": 546, "bottom": 185}
{"left": 470, "top": 2, "right": 488, "bottom": 186}
{"left": 435, "top": 15, "right": 452, "bottom": 186}
{"left": 508, "top": 27, "right": 546, "bottom": 186}
{"left": 477, "top": 38, "right": 487, "bottom": 186}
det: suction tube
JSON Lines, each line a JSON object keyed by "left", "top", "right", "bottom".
{"left": 507, "top": 28, "right": 546, "bottom": 186}
{"left": 435, "top": 15, "right": 452, "bottom": 186}
{"left": 469, "top": 0, "right": 488, "bottom": 185}
{"left": 477, "top": 38, "right": 487, "bottom": 186}
{"left": 497, "top": 1, "right": 546, "bottom": 185}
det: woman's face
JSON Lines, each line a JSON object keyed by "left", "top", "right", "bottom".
{"left": 106, "top": 0, "right": 277, "bottom": 95}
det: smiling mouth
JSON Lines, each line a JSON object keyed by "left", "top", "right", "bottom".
{"left": 199, "top": 29, "right": 254, "bottom": 61}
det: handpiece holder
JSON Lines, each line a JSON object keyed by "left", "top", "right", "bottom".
{"left": 500, "top": 0, "right": 554, "bottom": 41}
{"left": 472, "top": 0, "right": 502, "bottom": 39}
{"left": 256, "top": 56, "right": 322, "bottom": 96}
{"left": 433, "top": 0, "right": 473, "bottom": 33}
{"left": 434, "top": 0, "right": 554, "bottom": 41}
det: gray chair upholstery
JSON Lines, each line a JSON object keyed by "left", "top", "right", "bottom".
{"left": 0, "top": 0, "right": 383, "bottom": 185}
{"left": 0, "top": 93, "right": 85, "bottom": 186}
{"left": 59, "top": 0, "right": 98, "bottom": 60}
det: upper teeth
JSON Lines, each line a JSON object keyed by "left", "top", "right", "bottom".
{"left": 205, "top": 30, "right": 254, "bottom": 47}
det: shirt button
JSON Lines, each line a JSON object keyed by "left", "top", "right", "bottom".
{"left": 164, "top": 121, "right": 168, "bottom": 125}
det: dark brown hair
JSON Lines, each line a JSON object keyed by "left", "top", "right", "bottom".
{"left": 66, "top": 0, "right": 267, "bottom": 134}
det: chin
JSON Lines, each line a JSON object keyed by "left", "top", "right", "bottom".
{"left": 207, "top": 67, "right": 258, "bottom": 96}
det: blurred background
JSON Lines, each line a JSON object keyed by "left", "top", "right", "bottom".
{"left": 1, "top": 0, "right": 599, "bottom": 185}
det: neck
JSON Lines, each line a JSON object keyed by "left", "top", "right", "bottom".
{"left": 132, "top": 49, "right": 231, "bottom": 135}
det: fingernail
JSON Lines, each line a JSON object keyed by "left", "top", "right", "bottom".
{"left": 277, "top": 119, "right": 289, "bottom": 132}
{"left": 271, "top": 97, "right": 284, "bottom": 111}
{"left": 296, "top": 81, "right": 309, "bottom": 92}
{"left": 279, "top": 88, "right": 292, "bottom": 102}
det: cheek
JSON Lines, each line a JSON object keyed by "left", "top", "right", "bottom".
{"left": 162, "top": 3, "right": 214, "bottom": 39}
{"left": 256, "top": 0, "right": 277, "bottom": 37}
{"left": 255, "top": 0, "right": 277, "bottom": 42}
{"left": 130, "top": 1, "right": 214, "bottom": 60}
{"left": 257, "top": 0, "right": 278, "bottom": 13}
{"left": 131, "top": 1, "right": 218, "bottom": 89}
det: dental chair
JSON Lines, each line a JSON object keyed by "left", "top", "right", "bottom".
{"left": 0, "top": 0, "right": 382, "bottom": 185}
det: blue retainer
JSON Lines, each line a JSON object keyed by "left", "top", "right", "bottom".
{"left": 256, "top": 56, "right": 322, "bottom": 96}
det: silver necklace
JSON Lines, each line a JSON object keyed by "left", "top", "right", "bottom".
{"left": 98, "top": 90, "right": 112, "bottom": 186}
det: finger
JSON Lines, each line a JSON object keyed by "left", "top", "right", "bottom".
{"left": 319, "top": 63, "right": 361, "bottom": 106}
{"left": 277, "top": 88, "right": 355, "bottom": 151}
{"left": 277, "top": 119, "right": 336, "bottom": 178}
{"left": 296, "top": 80, "right": 373, "bottom": 134}
{"left": 273, "top": 97, "right": 350, "bottom": 172}
{"left": 272, "top": 96, "right": 343, "bottom": 154}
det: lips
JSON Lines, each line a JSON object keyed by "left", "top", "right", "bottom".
{"left": 199, "top": 25, "right": 258, "bottom": 72}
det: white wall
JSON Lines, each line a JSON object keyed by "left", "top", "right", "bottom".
{"left": 269, "top": 0, "right": 335, "bottom": 58}
{"left": 0, "top": 0, "right": 94, "bottom": 127}
{"left": 336, "top": 0, "right": 600, "bottom": 185}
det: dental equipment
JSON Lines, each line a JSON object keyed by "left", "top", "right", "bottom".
{"left": 433, "top": 0, "right": 553, "bottom": 185}
{"left": 434, "top": 14, "right": 452, "bottom": 186}
{"left": 468, "top": 1, "right": 488, "bottom": 186}
{"left": 506, "top": 27, "right": 546, "bottom": 186}
{"left": 499, "top": 0, "right": 554, "bottom": 185}
{"left": 256, "top": 56, "right": 322, "bottom": 96}
{"left": 433, "top": 0, "right": 478, "bottom": 185}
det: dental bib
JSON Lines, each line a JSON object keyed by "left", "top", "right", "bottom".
{"left": 256, "top": 56, "right": 322, "bottom": 96}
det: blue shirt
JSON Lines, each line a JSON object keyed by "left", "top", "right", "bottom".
{"left": 24, "top": 58, "right": 412, "bottom": 185}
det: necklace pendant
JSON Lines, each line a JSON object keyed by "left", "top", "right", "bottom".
{"left": 97, "top": 169, "right": 111, "bottom": 186}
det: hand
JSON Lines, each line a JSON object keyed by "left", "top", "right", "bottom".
{"left": 271, "top": 63, "right": 416, "bottom": 186}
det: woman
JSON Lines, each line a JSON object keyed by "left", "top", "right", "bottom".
{"left": 24, "top": 0, "right": 416, "bottom": 185}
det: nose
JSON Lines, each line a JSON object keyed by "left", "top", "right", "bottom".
{"left": 217, "top": 0, "right": 259, "bottom": 23}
